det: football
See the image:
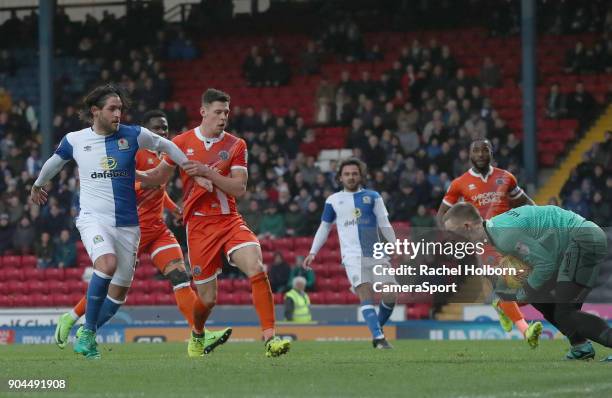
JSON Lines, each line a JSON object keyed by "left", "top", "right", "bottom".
{"left": 499, "top": 255, "right": 531, "bottom": 289}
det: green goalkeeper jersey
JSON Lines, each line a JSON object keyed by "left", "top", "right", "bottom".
{"left": 485, "top": 205, "right": 607, "bottom": 289}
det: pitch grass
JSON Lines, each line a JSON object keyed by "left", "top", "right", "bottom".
{"left": 1, "top": 340, "right": 611, "bottom": 398}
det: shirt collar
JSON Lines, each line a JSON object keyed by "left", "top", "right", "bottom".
{"left": 468, "top": 165, "right": 494, "bottom": 182}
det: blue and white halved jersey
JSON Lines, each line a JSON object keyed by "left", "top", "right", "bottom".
{"left": 54, "top": 124, "right": 169, "bottom": 227}
{"left": 321, "top": 189, "right": 390, "bottom": 258}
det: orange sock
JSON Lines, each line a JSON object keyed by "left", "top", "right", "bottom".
{"left": 72, "top": 296, "right": 87, "bottom": 319}
{"left": 192, "top": 299, "right": 211, "bottom": 335}
{"left": 249, "top": 272, "right": 275, "bottom": 340}
{"left": 499, "top": 301, "right": 529, "bottom": 334}
{"left": 174, "top": 286, "right": 199, "bottom": 328}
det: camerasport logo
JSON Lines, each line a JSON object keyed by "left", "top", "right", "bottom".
{"left": 0, "top": 329, "right": 15, "bottom": 345}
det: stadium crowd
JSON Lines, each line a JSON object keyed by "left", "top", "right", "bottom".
{"left": 0, "top": 1, "right": 610, "bottom": 282}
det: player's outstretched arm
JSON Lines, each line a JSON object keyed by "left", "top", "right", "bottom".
{"left": 31, "top": 154, "right": 70, "bottom": 205}
{"left": 136, "top": 161, "right": 176, "bottom": 186}
{"left": 373, "top": 196, "right": 397, "bottom": 243}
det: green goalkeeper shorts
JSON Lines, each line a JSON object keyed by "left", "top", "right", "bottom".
{"left": 558, "top": 220, "right": 608, "bottom": 288}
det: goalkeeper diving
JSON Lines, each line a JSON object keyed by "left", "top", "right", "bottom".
{"left": 443, "top": 203, "right": 611, "bottom": 361}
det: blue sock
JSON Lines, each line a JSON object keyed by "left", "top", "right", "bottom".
{"left": 96, "top": 295, "right": 125, "bottom": 329}
{"left": 84, "top": 271, "right": 112, "bottom": 332}
{"left": 360, "top": 301, "right": 384, "bottom": 339}
{"left": 378, "top": 301, "right": 395, "bottom": 327}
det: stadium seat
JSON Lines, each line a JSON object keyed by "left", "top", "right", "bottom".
{"left": 2, "top": 268, "right": 23, "bottom": 281}
{"left": 44, "top": 268, "right": 64, "bottom": 281}
{"left": 10, "top": 281, "right": 29, "bottom": 295}
{"left": 22, "top": 267, "right": 44, "bottom": 281}
{"left": 30, "top": 280, "right": 48, "bottom": 294}
{"left": 13, "top": 295, "right": 33, "bottom": 307}
{"left": 64, "top": 268, "right": 83, "bottom": 281}
{"left": 309, "top": 292, "right": 325, "bottom": 304}
{"left": 236, "top": 292, "right": 251, "bottom": 304}
{"left": 294, "top": 237, "right": 313, "bottom": 252}
{"left": 0, "top": 295, "right": 12, "bottom": 307}
{"left": 2, "top": 255, "right": 21, "bottom": 268}
{"left": 66, "top": 280, "right": 87, "bottom": 293}
{"left": 324, "top": 291, "right": 346, "bottom": 304}
{"left": 217, "top": 278, "right": 233, "bottom": 291}
{"left": 31, "top": 293, "right": 48, "bottom": 306}
{"left": 0, "top": 283, "right": 8, "bottom": 295}
{"left": 272, "top": 237, "right": 294, "bottom": 251}
{"left": 274, "top": 293, "right": 284, "bottom": 304}
{"left": 232, "top": 278, "right": 251, "bottom": 292}
{"left": 21, "top": 255, "right": 37, "bottom": 268}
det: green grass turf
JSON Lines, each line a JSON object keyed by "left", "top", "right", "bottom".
{"left": 0, "top": 340, "right": 611, "bottom": 398}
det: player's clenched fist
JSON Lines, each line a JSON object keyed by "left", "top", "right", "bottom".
{"left": 30, "top": 184, "right": 48, "bottom": 205}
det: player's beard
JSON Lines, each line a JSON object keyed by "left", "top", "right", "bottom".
{"left": 99, "top": 117, "right": 119, "bottom": 135}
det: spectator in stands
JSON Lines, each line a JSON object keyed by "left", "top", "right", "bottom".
{"left": 565, "top": 41, "right": 589, "bottom": 73}
{"left": 243, "top": 199, "right": 262, "bottom": 234}
{"left": 0, "top": 50, "right": 16, "bottom": 77}
{"left": 591, "top": 191, "right": 610, "bottom": 226}
{"left": 13, "top": 215, "right": 35, "bottom": 255}
{"left": 410, "top": 204, "right": 436, "bottom": 240}
{"left": 566, "top": 81, "right": 596, "bottom": 123}
{"left": 0, "top": 213, "right": 13, "bottom": 254}
{"left": 480, "top": 56, "right": 501, "bottom": 89}
{"left": 268, "top": 251, "right": 291, "bottom": 293}
{"left": 287, "top": 256, "right": 315, "bottom": 292}
{"left": 40, "top": 203, "right": 66, "bottom": 237}
{"left": 53, "top": 229, "right": 76, "bottom": 269}
{"left": 564, "top": 189, "right": 590, "bottom": 219}
{"left": 300, "top": 40, "right": 321, "bottom": 75}
{"left": 284, "top": 201, "right": 305, "bottom": 236}
{"left": 267, "top": 55, "right": 291, "bottom": 86}
{"left": 284, "top": 276, "right": 312, "bottom": 322}
{"left": 4, "top": 193, "right": 23, "bottom": 224}
{"left": 302, "top": 200, "right": 321, "bottom": 235}
{"left": 259, "top": 203, "right": 285, "bottom": 239}
{"left": 0, "top": 86, "right": 12, "bottom": 114}
{"left": 545, "top": 82, "right": 567, "bottom": 119}
{"left": 34, "top": 231, "right": 55, "bottom": 268}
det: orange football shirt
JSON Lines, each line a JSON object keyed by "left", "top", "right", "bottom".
{"left": 135, "top": 149, "right": 177, "bottom": 227}
{"left": 443, "top": 166, "right": 524, "bottom": 220}
{"left": 163, "top": 128, "right": 248, "bottom": 221}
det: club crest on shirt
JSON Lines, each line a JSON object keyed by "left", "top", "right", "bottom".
{"left": 147, "top": 158, "right": 154, "bottom": 165}
{"left": 353, "top": 208, "right": 362, "bottom": 218}
{"left": 468, "top": 184, "right": 476, "bottom": 190}
{"left": 100, "top": 156, "right": 117, "bottom": 170}
{"left": 93, "top": 235, "right": 104, "bottom": 244}
{"left": 192, "top": 265, "right": 202, "bottom": 277}
{"left": 362, "top": 196, "right": 371, "bottom": 204}
{"left": 219, "top": 150, "right": 229, "bottom": 161}
{"left": 117, "top": 138, "right": 129, "bottom": 150}
{"left": 496, "top": 178, "right": 505, "bottom": 185}
{"left": 186, "top": 148, "right": 194, "bottom": 156}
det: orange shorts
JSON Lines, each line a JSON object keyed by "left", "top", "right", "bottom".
{"left": 139, "top": 225, "right": 183, "bottom": 273}
{"left": 186, "top": 214, "right": 259, "bottom": 284}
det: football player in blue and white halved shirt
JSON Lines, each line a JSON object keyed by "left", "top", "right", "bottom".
{"left": 303, "top": 158, "right": 397, "bottom": 349}
{"left": 31, "top": 84, "right": 210, "bottom": 359}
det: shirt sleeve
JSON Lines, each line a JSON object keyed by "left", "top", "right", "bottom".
{"left": 138, "top": 127, "right": 187, "bottom": 166}
{"left": 309, "top": 221, "right": 332, "bottom": 255}
{"left": 34, "top": 154, "right": 70, "bottom": 187}
{"left": 507, "top": 172, "right": 524, "bottom": 200}
{"left": 442, "top": 178, "right": 462, "bottom": 207}
{"left": 321, "top": 201, "right": 336, "bottom": 223}
{"left": 230, "top": 139, "right": 248, "bottom": 172}
{"left": 55, "top": 136, "right": 74, "bottom": 161}
{"left": 373, "top": 196, "right": 396, "bottom": 242}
